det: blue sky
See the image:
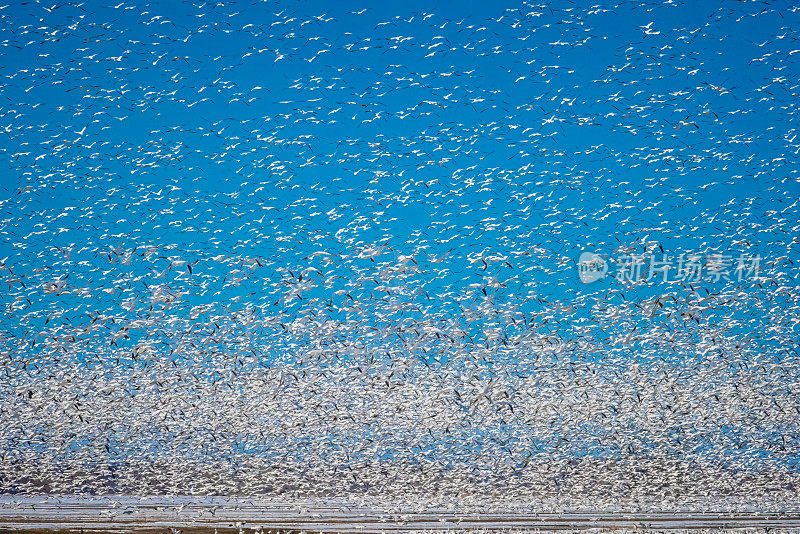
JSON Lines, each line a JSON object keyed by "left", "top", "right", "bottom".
{"left": 0, "top": 0, "right": 799, "bottom": 488}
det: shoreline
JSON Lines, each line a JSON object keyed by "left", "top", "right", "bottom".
{"left": 2, "top": 496, "right": 800, "bottom": 533}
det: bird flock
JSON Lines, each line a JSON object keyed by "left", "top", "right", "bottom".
{"left": 0, "top": 0, "right": 799, "bottom": 506}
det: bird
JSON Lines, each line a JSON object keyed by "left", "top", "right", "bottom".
{"left": 0, "top": 0, "right": 796, "bottom": 513}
